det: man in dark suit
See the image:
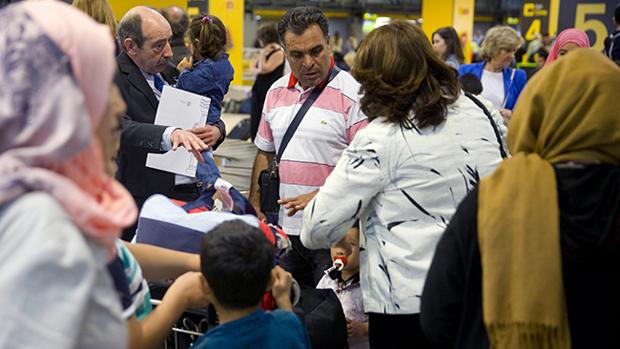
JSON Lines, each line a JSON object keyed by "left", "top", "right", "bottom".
{"left": 115, "top": 6, "right": 226, "bottom": 240}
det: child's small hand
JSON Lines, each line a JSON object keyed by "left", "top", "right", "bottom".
{"left": 167, "top": 271, "right": 210, "bottom": 309}
{"left": 270, "top": 266, "right": 294, "bottom": 311}
{"left": 271, "top": 265, "right": 292, "bottom": 300}
{"left": 499, "top": 108, "right": 512, "bottom": 121}
{"left": 177, "top": 56, "right": 193, "bottom": 72}
{"left": 347, "top": 319, "right": 369, "bottom": 337}
{"left": 189, "top": 125, "right": 221, "bottom": 147}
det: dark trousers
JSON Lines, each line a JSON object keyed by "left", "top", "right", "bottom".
{"left": 280, "top": 235, "right": 331, "bottom": 288}
{"left": 368, "top": 313, "right": 431, "bottom": 349}
{"left": 121, "top": 184, "right": 201, "bottom": 241}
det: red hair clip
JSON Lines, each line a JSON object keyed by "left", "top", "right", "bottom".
{"left": 202, "top": 15, "right": 211, "bottom": 23}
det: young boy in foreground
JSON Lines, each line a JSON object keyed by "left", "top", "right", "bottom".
{"left": 193, "top": 220, "right": 311, "bottom": 349}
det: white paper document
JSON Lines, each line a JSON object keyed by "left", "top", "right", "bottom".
{"left": 146, "top": 86, "right": 211, "bottom": 176}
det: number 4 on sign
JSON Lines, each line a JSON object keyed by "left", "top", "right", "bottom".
{"left": 525, "top": 19, "right": 541, "bottom": 41}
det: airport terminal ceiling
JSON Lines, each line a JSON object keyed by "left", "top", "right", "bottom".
{"left": 0, "top": 0, "right": 525, "bottom": 19}
{"left": 244, "top": 0, "right": 522, "bottom": 17}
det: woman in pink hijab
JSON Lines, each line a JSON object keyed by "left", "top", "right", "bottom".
{"left": 545, "top": 28, "right": 591, "bottom": 65}
{"left": 0, "top": 1, "right": 137, "bottom": 348}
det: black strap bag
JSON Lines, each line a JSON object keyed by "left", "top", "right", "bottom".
{"left": 464, "top": 91, "right": 508, "bottom": 158}
{"left": 259, "top": 68, "right": 341, "bottom": 220}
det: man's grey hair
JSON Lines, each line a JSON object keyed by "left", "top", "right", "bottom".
{"left": 117, "top": 13, "right": 144, "bottom": 52}
{"left": 277, "top": 6, "right": 329, "bottom": 45}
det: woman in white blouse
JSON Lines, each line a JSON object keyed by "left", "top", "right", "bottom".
{"left": 300, "top": 20, "right": 504, "bottom": 348}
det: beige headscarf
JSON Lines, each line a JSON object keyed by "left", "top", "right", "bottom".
{"left": 478, "top": 49, "right": 620, "bottom": 348}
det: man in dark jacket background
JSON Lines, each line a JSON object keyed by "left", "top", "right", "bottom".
{"left": 160, "top": 5, "right": 190, "bottom": 82}
{"left": 604, "top": 2, "right": 620, "bottom": 66}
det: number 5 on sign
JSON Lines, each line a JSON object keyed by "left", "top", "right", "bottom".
{"left": 575, "top": 4, "right": 607, "bottom": 51}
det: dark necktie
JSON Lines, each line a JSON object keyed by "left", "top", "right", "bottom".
{"left": 153, "top": 74, "right": 164, "bottom": 92}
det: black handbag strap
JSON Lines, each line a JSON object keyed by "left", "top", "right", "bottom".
{"left": 275, "top": 67, "right": 341, "bottom": 162}
{"left": 464, "top": 92, "right": 508, "bottom": 158}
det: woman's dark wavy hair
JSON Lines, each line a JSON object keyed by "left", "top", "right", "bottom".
{"left": 432, "top": 26, "right": 465, "bottom": 63}
{"left": 189, "top": 13, "right": 227, "bottom": 61}
{"left": 351, "top": 20, "right": 460, "bottom": 129}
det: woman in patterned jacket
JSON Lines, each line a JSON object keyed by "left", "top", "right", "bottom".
{"left": 300, "top": 20, "right": 504, "bottom": 348}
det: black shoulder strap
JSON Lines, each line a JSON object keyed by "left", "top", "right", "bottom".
{"left": 276, "top": 67, "right": 341, "bottom": 162}
{"left": 464, "top": 92, "right": 508, "bottom": 158}
{"left": 265, "top": 48, "right": 282, "bottom": 60}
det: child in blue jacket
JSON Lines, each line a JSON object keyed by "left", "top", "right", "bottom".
{"left": 176, "top": 14, "right": 234, "bottom": 129}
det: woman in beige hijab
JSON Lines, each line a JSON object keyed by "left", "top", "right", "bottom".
{"left": 421, "top": 48, "right": 620, "bottom": 349}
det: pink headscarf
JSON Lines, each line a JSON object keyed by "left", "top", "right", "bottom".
{"left": 0, "top": 1, "right": 137, "bottom": 249}
{"left": 545, "top": 28, "right": 590, "bottom": 65}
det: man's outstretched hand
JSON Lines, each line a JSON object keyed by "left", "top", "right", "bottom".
{"left": 278, "top": 190, "right": 319, "bottom": 217}
{"left": 171, "top": 129, "right": 208, "bottom": 163}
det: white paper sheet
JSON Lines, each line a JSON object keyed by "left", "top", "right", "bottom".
{"left": 146, "top": 86, "right": 211, "bottom": 176}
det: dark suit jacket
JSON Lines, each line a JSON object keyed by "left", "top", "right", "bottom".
{"left": 115, "top": 51, "right": 226, "bottom": 208}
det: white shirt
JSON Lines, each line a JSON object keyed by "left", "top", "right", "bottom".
{"left": 141, "top": 70, "right": 163, "bottom": 100}
{"left": 301, "top": 93, "right": 503, "bottom": 314}
{"left": 480, "top": 70, "right": 505, "bottom": 109}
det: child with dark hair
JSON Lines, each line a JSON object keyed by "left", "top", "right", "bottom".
{"left": 176, "top": 13, "right": 233, "bottom": 127}
{"left": 459, "top": 73, "right": 508, "bottom": 145}
{"left": 192, "top": 220, "right": 312, "bottom": 349}
{"left": 528, "top": 48, "right": 550, "bottom": 79}
{"left": 459, "top": 73, "right": 483, "bottom": 95}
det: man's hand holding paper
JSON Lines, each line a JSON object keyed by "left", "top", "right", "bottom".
{"left": 146, "top": 86, "right": 213, "bottom": 176}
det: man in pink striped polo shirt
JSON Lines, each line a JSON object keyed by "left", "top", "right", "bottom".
{"left": 249, "top": 7, "right": 368, "bottom": 288}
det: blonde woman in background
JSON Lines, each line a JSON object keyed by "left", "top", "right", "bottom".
{"left": 72, "top": 0, "right": 116, "bottom": 36}
{"left": 459, "top": 26, "right": 527, "bottom": 121}
{"left": 72, "top": 0, "right": 119, "bottom": 54}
